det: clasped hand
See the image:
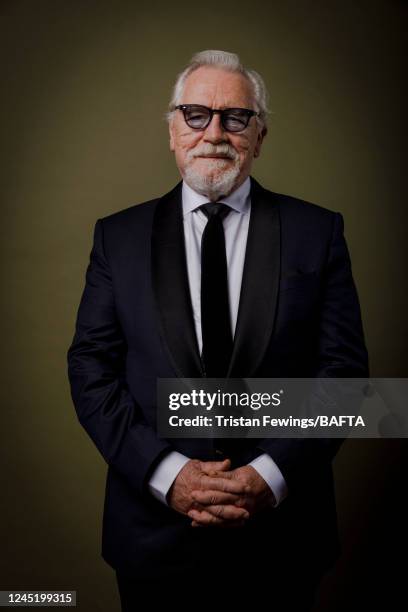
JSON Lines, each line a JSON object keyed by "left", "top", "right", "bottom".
{"left": 167, "top": 458, "right": 274, "bottom": 528}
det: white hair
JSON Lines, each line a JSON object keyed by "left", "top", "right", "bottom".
{"left": 165, "top": 49, "right": 271, "bottom": 129}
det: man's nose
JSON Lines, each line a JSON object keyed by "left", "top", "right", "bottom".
{"left": 203, "top": 113, "right": 227, "bottom": 142}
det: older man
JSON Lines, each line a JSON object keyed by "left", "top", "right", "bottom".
{"left": 67, "top": 50, "right": 368, "bottom": 609}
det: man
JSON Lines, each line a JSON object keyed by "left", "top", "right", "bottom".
{"left": 67, "top": 50, "right": 368, "bottom": 609}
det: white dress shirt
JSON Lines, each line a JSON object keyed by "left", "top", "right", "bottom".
{"left": 148, "top": 177, "right": 288, "bottom": 508}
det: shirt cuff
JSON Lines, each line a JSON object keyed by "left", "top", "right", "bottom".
{"left": 148, "top": 451, "right": 190, "bottom": 505}
{"left": 249, "top": 453, "right": 288, "bottom": 508}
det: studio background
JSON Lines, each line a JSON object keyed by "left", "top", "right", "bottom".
{"left": 1, "top": 1, "right": 406, "bottom": 610}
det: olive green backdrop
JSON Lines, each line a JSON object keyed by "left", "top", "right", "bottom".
{"left": 1, "top": 1, "right": 407, "bottom": 610}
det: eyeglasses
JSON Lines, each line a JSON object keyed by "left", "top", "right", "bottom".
{"left": 175, "top": 104, "right": 259, "bottom": 133}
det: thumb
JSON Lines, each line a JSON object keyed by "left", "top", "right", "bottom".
{"left": 200, "top": 458, "right": 231, "bottom": 474}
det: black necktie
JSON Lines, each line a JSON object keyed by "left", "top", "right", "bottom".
{"left": 200, "top": 202, "right": 233, "bottom": 377}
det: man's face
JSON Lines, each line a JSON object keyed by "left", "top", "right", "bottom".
{"left": 169, "top": 66, "right": 267, "bottom": 200}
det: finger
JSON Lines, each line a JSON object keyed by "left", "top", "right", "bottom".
{"left": 203, "top": 468, "right": 235, "bottom": 479}
{"left": 191, "top": 489, "right": 244, "bottom": 506}
{"left": 199, "top": 475, "right": 250, "bottom": 495}
{"left": 191, "top": 515, "right": 245, "bottom": 528}
{"left": 200, "top": 504, "right": 249, "bottom": 520}
{"left": 200, "top": 459, "right": 231, "bottom": 473}
{"left": 188, "top": 508, "right": 231, "bottom": 526}
{"left": 203, "top": 469, "right": 246, "bottom": 483}
{"left": 191, "top": 501, "right": 247, "bottom": 518}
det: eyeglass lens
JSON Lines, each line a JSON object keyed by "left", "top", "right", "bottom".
{"left": 183, "top": 106, "right": 250, "bottom": 132}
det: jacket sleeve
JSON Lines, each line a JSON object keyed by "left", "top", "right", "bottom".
{"left": 67, "top": 218, "right": 172, "bottom": 495}
{"left": 256, "top": 212, "right": 369, "bottom": 491}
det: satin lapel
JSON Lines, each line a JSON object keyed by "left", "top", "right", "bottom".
{"left": 228, "top": 176, "right": 281, "bottom": 377}
{"left": 151, "top": 181, "right": 203, "bottom": 378}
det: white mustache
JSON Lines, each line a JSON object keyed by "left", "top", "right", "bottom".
{"left": 189, "top": 143, "right": 238, "bottom": 160}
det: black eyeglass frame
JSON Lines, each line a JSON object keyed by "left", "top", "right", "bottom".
{"left": 174, "top": 104, "right": 260, "bottom": 132}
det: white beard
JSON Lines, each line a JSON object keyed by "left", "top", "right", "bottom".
{"left": 183, "top": 157, "right": 242, "bottom": 201}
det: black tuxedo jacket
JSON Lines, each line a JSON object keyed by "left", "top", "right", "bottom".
{"left": 67, "top": 176, "right": 368, "bottom": 580}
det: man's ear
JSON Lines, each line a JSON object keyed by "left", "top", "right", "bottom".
{"left": 254, "top": 126, "right": 267, "bottom": 158}
{"left": 169, "top": 119, "right": 175, "bottom": 152}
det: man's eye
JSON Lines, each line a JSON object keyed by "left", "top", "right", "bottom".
{"left": 186, "top": 109, "right": 209, "bottom": 125}
{"left": 225, "top": 114, "right": 246, "bottom": 126}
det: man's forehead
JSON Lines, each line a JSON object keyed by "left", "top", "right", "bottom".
{"left": 181, "top": 67, "right": 254, "bottom": 106}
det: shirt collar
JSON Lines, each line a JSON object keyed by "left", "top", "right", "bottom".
{"left": 182, "top": 176, "right": 251, "bottom": 218}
